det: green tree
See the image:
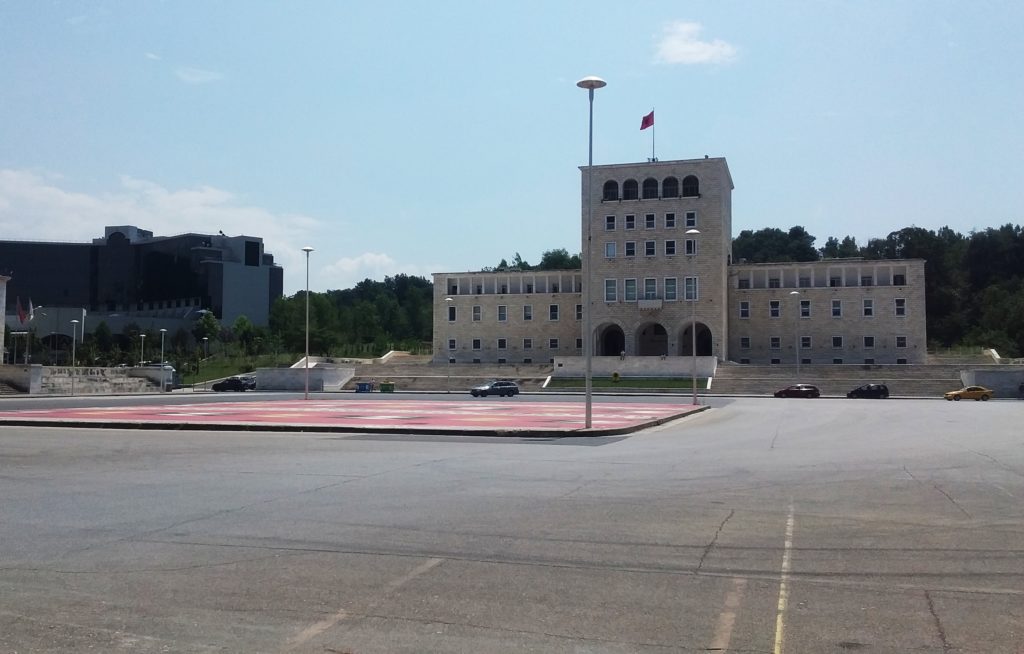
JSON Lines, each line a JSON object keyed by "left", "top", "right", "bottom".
{"left": 192, "top": 311, "right": 221, "bottom": 344}
{"left": 733, "top": 227, "right": 818, "bottom": 263}
{"left": 92, "top": 321, "right": 114, "bottom": 353}
{"left": 537, "top": 248, "right": 582, "bottom": 270}
{"left": 232, "top": 315, "right": 256, "bottom": 353}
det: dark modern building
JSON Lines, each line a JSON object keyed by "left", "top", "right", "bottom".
{"left": 2, "top": 225, "right": 283, "bottom": 329}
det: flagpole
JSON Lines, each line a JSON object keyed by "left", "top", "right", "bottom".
{"left": 651, "top": 107, "right": 655, "bottom": 161}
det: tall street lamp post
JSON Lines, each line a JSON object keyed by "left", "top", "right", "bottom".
{"left": 302, "top": 246, "right": 314, "bottom": 400}
{"left": 139, "top": 333, "right": 146, "bottom": 367}
{"left": 444, "top": 296, "right": 454, "bottom": 394}
{"left": 576, "top": 75, "right": 606, "bottom": 429}
{"left": 790, "top": 290, "right": 801, "bottom": 381}
{"left": 160, "top": 328, "right": 167, "bottom": 392}
{"left": 202, "top": 336, "right": 209, "bottom": 391}
{"left": 686, "top": 228, "right": 701, "bottom": 405}
{"left": 69, "top": 319, "right": 79, "bottom": 396}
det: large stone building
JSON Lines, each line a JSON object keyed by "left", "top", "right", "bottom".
{"left": 433, "top": 157, "right": 926, "bottom": 368}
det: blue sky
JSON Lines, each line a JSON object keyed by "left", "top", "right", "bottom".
{"left": 1, "top": 1, "right": 1021, "bottom": 294}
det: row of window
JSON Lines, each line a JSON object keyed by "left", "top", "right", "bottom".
{"left": 604, "top": 277, "right": 698, "bottom": 302}
{"left": 447, "top": 304, "right": 583, "bottom": 322}
{"left": 448, "top": 337, "right": 583, "bottom": 351}
{"left": 739, "top": 335, "right": 911, "bottom": 350}
{"left": 602, "top": 175, "right": 700, "bottom": 201}
{"left": 738, "top": 298, "right": 908, "bottom": 319}
{"left": 604, "top": 239, "right": 697, "bottom": 258}
{"left": 737, "top": 273, "right": 907, "bottom": 289}
{"left": 604, "top": 211, "right": 697, "bottom": 231}
{"left": 739, "top": 358, "right": 911, "bottom": 365}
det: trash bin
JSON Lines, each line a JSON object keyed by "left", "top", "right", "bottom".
{"left": 356, "top": 381, "right": 372, "bottom": 393}
{"left": 379, "top": 381, "right": 395, "bottom": 393}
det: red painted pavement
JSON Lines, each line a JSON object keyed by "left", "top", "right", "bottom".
{"left": 0, "top": 399, "right": 699, "bottom": 434}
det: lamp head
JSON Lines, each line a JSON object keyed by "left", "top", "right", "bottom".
{"left": 576, "top": 76, "right": 607, "bottom": 90}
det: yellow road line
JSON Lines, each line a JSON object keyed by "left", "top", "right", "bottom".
{"left": 773, "top": 502, "right": 795, "bottom": 654}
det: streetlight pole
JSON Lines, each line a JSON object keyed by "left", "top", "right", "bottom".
{"left": 140, "top": 333, "right": 146, "bottom": 367}
{"left": 302, "top": 246, "right": 314, "bottom": 400}
{"left": 160, "top": 328, "right": 167, "bottom": 392}
{"left": 686, "top": 228, "right": 701, "bottom": 406}
{"left": 202, "top": 336, "right": 209, "bottom": 391}
{"left": 69, "top": 319, "right": 79, "bottom": 396}
{"left": 444, "top": 296, "right": 454, "bottom": 394}
{"left": 790, "top": 290, "right": 801, "bottom": 381}
{"left": 576, "top": 75, "right": 606, "bottom": 429}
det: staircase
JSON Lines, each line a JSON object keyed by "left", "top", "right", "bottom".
{"left": 0, "top": 382, "right": 23, "bottom": 395}
{"left": 711, "top": 363, "right": 965, "bottom": 397}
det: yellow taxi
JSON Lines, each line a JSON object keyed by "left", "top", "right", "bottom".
{"left": 943, "top": 386, "right": 994, "bottom": 401}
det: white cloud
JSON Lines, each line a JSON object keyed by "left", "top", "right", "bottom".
{"left": 174, "top": 67, "right": 224, "bottom": 84}
{"left": 320, "top": 252, "right": 438, "bottom": 290}
{"left": 145, "top": 52, "right": 162, "bottom": 61}
{"left": 0, "top": 169, "right": 320, "bottom": 293}
{"left": 654, "top": 21, "right": 737, "bottom": 65}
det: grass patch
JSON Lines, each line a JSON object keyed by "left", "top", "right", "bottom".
{"left": 183, "top": 353, "right": 297, "bottom": 385}
{"left": 546, "top": 377, "right": 703, "bottom": 389}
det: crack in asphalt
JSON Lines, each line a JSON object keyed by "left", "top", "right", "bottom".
{"left": 697, "top": 509, "right": 735, "bottom": 572}
{"left": 967, "top": 448, "right": 1024, "bottom": 479}
{"left": 924, "top": 590, "right": 953, "bottom": 652}
{"left": 904, "top": 465, "right": 972, "bottom": 519}
{"left": 932, "top": 484, "right": 972, "bottom": 519}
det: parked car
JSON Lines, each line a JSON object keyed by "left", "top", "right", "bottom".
{"left": 943, "top": 386, "right": 994, "bottom": 401}
{"left": 238, "top": 375, "right": 257, "bottom": 390}
{"left": 847, "top": 383, "right": 889, "bottom": 399}
{"left": 470, "top": 380, "right": 519, "bottom": 397}
{"left": 774, "top": 384, "right": 821, "bottom": 398}
{"left": 212, "top": 376, "right": 250, "bottom": 392}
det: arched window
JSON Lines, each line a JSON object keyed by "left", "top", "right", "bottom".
{"left": 623, "top": 179, "right": 639, "bottom": 200}
{"left": 642, "top": 178, "right": 659, "bottom": 199}
{"left": 662, "top": 177, "right": 679, "bottom": 198}
{"left": 602, "top": 180, "right": 619, "bottom": 201}
{"left": 682, "top": 175, "right": 699, "bottom": 197}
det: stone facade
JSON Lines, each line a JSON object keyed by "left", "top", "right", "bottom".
{"left": 434, "top": 270, "right": 583, "bottom": 364}
{"left": 432, "top": 156, "right": 928, "bottom": 366}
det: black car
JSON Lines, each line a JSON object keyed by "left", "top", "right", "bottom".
{"left": 470, "top": 380, "right": 519, "bottom": 397}
{"left": 239, "top": 375, "right": 257, "bottom": 390}
{"left": 773, "top": 383, "right": 821, "bottom": 398}
{"left": 212, "top": 376, "right": 249, "bottom": 392}
{"left": 847, "top": 383, "right": 889, "bottom": 399}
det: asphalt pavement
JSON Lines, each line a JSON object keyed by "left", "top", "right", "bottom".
{"left": 1, "top": 397, "right": 1021, "bottom": 653}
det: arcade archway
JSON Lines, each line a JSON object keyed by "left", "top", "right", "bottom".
{"left": 635, "top": 322, "right": 668, "bottom": 356}
{"left": 679, "top": 322, "right": 713, "bottom": 356}
{"left": 597, "top": 325, "right": 625, "bottom": 356}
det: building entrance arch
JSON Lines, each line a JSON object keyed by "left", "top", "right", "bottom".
{"left": 680, "top": 322, "right": 713, "bottom": 356}
{"left": 635, "top": 322, "right": 669, "bottom": 356}
{"left": 597, "top": 324, "right": 625, "bottom": 356}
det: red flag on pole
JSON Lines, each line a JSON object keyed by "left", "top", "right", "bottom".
{"left": 640, "top": 110, "right": 654, "bottom": 130}
{"left": 16, "top": 297, "right": 26, "bottom": 324}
